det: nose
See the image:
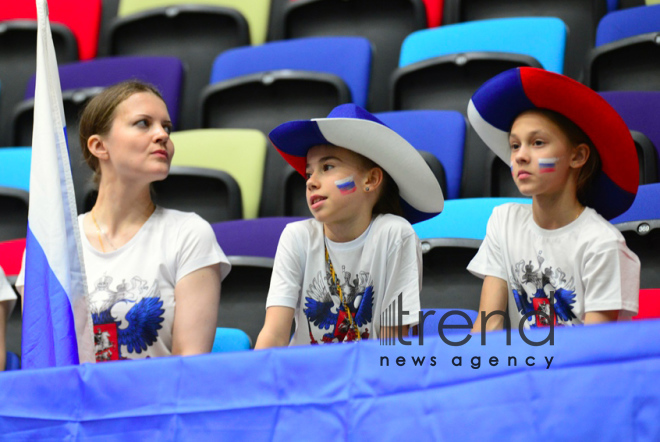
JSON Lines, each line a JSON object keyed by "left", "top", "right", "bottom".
{"left": 306, "top": 171, "right": 319, "bottom": 191}
{"left": 513, "top": 144, "right": 530, "bottom": 165}
{"left": 153, "top": 125, "right": 170, "bottom": 144}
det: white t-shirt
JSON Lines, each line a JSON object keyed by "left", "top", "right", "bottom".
{"left": 18, "top": 207, "right": 230, "bottom": 361}
{"left": 267, "top": 214, "right": 422, "bottom": 346}
{"left": 468, "top": 203, "right": 639, "bottom": 329}
{"left": 0, "top": 266, "right": 17, "bottom": 303}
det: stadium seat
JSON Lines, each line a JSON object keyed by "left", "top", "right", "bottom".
{"left": 0, "top": 148, "right": 30, "bottom": 193}
{"left": 413, "top": 197, "right": 531, "bottom": 250}
{"left": 201, "top": 37, "right": 371, "bottom": 217}
{"left": 152, "top": 166, "right": 243, "bottom": 223}
{"left": 422, "top": 0, "right": 444, "bottom": 27}
{"left": 392, "top": 18, "right": 566, "bottom": 114}
{"left": 211, "top": 216, "right": 306, "bottom": 345}
{"left": 13, "top": 57, "right": 184, "bottom": 212}
{"left": 0, "top": 186, "right": 28, "bottom": 242}
{"left": 630, "top": 131, "right": 658, "bottom": 184}
{"left": 212, "top": 327, "right": 252, "bottom": 352}
{"left": 633, "top": 289, "right": 660, "bottom": 320}
{"left": 0, "top": 0, "right": 102, "bottom": 60}
{"left": 442, "top": 0, "right": 608, "bottom": 81}
{"left": 611, "top": 183, "right": 660, "bottom": 234}
{"left": 375, "top": 110, "right": 465, "bottom": 200}
{"left": 0, "top": 21, "right": 78, "bottom": 146}
{"left": 117, "top": 0, "right": 270, "bottom": 45}
{"left": 0, "top": 238, "right": 26, "bottom": 284}
{"left": 587, "top": 5, "right": 660, "bottom": 91}
{"left": 108, "top": 4, "right": 250, "bottom": 129}
{"left": 5, "top": 351, "right": 20, "bottom": 371}
{"left": 169, "top": 129, "right": 268, "bottom": 220}
{"left": 601, "top": 92, "right": 660, "bottom": 180}
{"left": 278, "top": 0, "right": 427, "bottom": 111}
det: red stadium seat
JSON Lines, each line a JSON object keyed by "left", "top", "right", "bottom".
{"left": 0, "top": 0, "right": 102, "bottom": 60}
{"left": 0, "top": 238, "right": 26, "bottom": 279}
{"left": 633, "top": 289, "right": 660, "bottom": 320}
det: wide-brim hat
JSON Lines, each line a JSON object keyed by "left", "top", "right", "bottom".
{"left": 467, "top": 67, "right": 638, "bottom": 220}
{"left": 268, "top": 104, "right": 444, "bottom": 223}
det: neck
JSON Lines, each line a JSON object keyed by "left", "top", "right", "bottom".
{"left": 323, "top": 213, "right": 373, "bottom": 243}
{"left": 92, "top": 178, "right": 155, "bottom": 236}
{"left": 532, "top": 192, "right": 584, "bottom": 230}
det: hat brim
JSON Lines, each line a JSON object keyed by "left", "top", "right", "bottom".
{"left": 468, "top": 67, "right": 638, "bottom": 220}
{"left": 269, "top": 117, "right": 444, "bottom": 224}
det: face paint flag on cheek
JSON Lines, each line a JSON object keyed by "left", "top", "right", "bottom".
{"left": 335, "top": 176, "right": 357, "bottom": 195}
{"left": 539, "top": 157, "right": 558, "bottom": 173}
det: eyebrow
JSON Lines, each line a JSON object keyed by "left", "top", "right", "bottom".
{"left": 134, "top": 114, "right": 172, "bottom": 124}
{"left": 306, "top": 155, "right": 342, "bottom": 168}
{"left": 509, "top": 129, "right": 547, "bottom": 139}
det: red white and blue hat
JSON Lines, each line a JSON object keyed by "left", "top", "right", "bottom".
{"left": 269, "top": 104, "right": 444, "bottom": 223}
{"left": 467, "top": 67, "right": 639, "bottom": 220}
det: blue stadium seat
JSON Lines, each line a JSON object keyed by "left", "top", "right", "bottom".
{"left": 587, "top": 4, "right": 660, "bottom": 91}
{"left": 375, "top": 110, "right": 466, "bottom": 200}
{"left": 212, "top": 327, "right": 252, "bottom": 352}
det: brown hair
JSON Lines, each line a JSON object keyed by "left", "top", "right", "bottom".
{"left": 78, "top": 81, "right": 166, "bottom": 184}
{"left": 359, "top": 156, "right": 404, "bottom": 218}
{"left": 527, "top": 109, "right": 602, "bottom": 206}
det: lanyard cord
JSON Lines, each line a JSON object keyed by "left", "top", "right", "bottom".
{"left": 324, "top": 239, "right": 361, "bottom": 341}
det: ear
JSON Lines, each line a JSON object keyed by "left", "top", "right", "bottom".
{"left": 363, "top": 167, "right": 384, "bottom": 192}
{"left": 570, "top": 143, "right": 590, "bottom": 169}
{"left": 87, "top": 134, "right": 109, "bottom": 161}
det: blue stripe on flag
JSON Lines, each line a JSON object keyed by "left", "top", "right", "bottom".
{"left": 22, "top": 226, "right": 80, "bottom": 366}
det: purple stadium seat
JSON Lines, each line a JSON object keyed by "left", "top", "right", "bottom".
{"left": 600, "top": 91, "right": 660, "bottom": 174}
{"left": 212, "top": 217, "right": 307, "bottom": 267}
{"left": 23, "top": 56, "right": 184, "bottom": 128}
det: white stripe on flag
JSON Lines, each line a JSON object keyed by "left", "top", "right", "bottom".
{"left": 22, "top": 0, "right": 95, "bottom": 368}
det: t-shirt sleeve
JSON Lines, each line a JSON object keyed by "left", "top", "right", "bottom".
{"left": 265, "top": 224, "right": 305, "bottom": 310}
{"left": 582, "top": 242, "right": 640, "bottom": 318}
{"left": 0, "top": 266, "right": 17, "bottom": 302}
{"left": 382, "top": 227, "right": 422, "bottom": 327}
{"left": 175, "top": 214, "right": 231, "bottom": 283}
{"left": 14, "top": 251, "right": 26, "bottom": 295}
{"left": 467, "top": 207, "right": 508, "bottom": 281}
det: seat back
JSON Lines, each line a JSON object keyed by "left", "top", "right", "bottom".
{"left": 0, "top": 147, "right": 30, "bottom": 193}
{"left": 0, "top": 22, "right": 78, "bottom": 146}
{"left": 109, "top": 5, "right": 250, "bottom": 129}
{"left": 375, "top": 110, "right": 465, "bottom": 200}
{"left": 169, "top": 129, "right": 267, "bottom": 219}
{"left": 442, "top": 0, "right": 607, "bottom": 80}
{"left": 117, "top": 0, "right": 270, "bottom": 45}
{"left": 0, "top": 0, "right": 102, "bottom": 60}
{"left": 588, "top": 5, "right": 660, "bottom": 91}
{"left": 0, "top": 238, "right": 26, "bottom": 280}
{"left": 400, "top": 17, "right": 566, "bottom": 73}
{"left": 601, "top": 92, "right": 660, "bottom": 176}
{"left": 633, "top": 289, "right": 660, "bottom": 320}
{"left": 212, "top": 327, "right": 252, "bottom": 352}
{"left": 0, "top": 187, "right": 29, "bottom": 242}
{"left": 281, "top": 0, "right": 427, "bottom": 111}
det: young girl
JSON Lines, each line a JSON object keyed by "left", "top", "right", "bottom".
{"left": 255, "top": 104, "right": 444, "bottom": 348}
{"left": 466, "top": 67, "right": 640, "bottom": 331}
{"left": 19, "top": 81, "right": 231, "bottom": 360}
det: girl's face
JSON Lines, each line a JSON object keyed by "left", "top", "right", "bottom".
{"left": 509, "top": 111, "right": 581, "bottom": 198}
{"left": 98, "top": 92, "right": 174, "bottom": 184}
{"left": 305, "top": 144, "right": 374, "bottom": 225}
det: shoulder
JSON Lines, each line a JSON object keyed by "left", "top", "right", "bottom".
{"left": 155, "top": 207, "right": 217, "bottom": 243}
{"left": 578, "top": 208, "right": 629, "bottom": 250}
{"left": 370, "top": 214, "right": 417, "bottom": 242}
{"left": 281, "top": 218, "right": 322, "bottom": 240}
{"left": 491, "top": 202, "right": 531, "bottom": 221}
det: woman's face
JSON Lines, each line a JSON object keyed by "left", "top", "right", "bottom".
{"left": 99, "top": 92, "right": 174, "bottom": 184}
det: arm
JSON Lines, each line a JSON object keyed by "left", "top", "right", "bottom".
{"left": 381, "top": 325, "right": 409, "bottom": 340}
{"left": 584, "top": 310, "right": 619, "bottom": 324}
{"left": 254, "top": 306, "right": 295, "bottom": 349}
{"left": 171, "top": 264, "right": 221, "bottom": 356}
{"left": 0, "top": 300, "right": 9, "bottom": 371}
{"left": 471, "top": 276, "right": 508, "bottom": 333}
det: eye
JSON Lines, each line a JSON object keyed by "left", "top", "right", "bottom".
{"left": 322, "top": 163, "right": 334, "bottom": 172}
{"left": 509, "top": 142, "right": 520, "bottom": 150}
{"left": 135, "top": 119, "right": 149, "bottom": 128}
{"left": 305, "top": 172, "right": 312, "bottom": 180}
{"left": 163, "top": 124, "right": 172, "bottom": 135}
{"left": 533, "top": 139, "right": 545, "bottom": 147}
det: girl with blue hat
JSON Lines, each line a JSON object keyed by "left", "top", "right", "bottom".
{"left": 255, "top": 104, "right": 443, "bottom": 347}
{"left": 467, "top": 67, "right": 640, "bottom": 331}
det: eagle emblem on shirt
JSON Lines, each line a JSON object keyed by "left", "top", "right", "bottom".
{"left": 90, "top": 276, "right": 165, "bottom": 361}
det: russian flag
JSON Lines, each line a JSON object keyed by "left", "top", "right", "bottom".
{"left": 539, "top": 157, "right": 558, "bottom": 173}
{"left": 21, "top": 0, "right": 95, "bottom": 368}
{"left": 335, "top": 176, "right": 357, "bottom": 195}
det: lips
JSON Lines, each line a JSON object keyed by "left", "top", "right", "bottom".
{"left": 309, "top": 195, "right": 327, "bottom": 209}
{"left": 517, "top": 170, "right": 531, "bottom": 179}
{"left": 152, "top": 149, "right": 169, "bottom": 160}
